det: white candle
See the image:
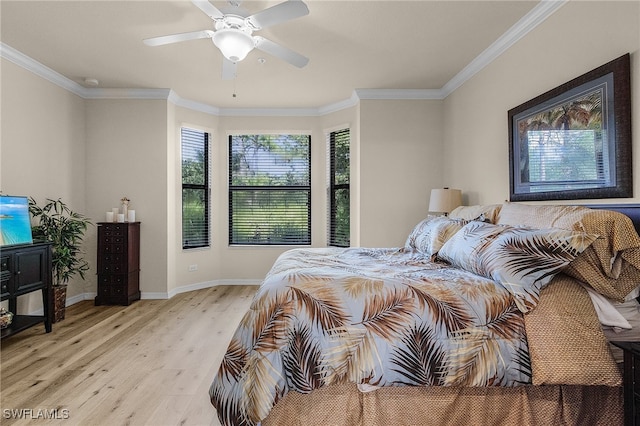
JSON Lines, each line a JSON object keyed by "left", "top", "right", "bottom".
{"left": 117, "top": 214, "right": 125, "bottom": 223}
{"left": 106, "top": 211, "right": 114, "bottom": 222}
{"left": 111, "top": 208, "right": 119, "bottom": 222}
{"left": 127, "top": 210, "right": 136, "bottom": 223}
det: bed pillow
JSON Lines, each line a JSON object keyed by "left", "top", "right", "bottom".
{"left": 405, "top": 216, "right": 466, "bottom": 258}
{"left": 497, "top": 202, "right": 640, "bottom": 301}
{"left": 524, "top": 275, "right": 622, "bottom": 386}
{"left": 580, "top": 282, "right": 632, "bottom": 329}
{"left": 448, "top": 204, "right": 502, "bottom": 223}
{"left": 435, "top": 221, "right": 506, "bottom": 276}
{"left": 438, "top": 221, "right": 598, "bottom": 312}
{"left": 625, "top": 285, "right": 640, "bottom": 301}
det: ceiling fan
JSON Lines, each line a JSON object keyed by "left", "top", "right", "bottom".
{"left": 144, "top": 0, "right": 309, "bottom": 79}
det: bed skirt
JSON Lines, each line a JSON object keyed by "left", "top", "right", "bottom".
{"left": 262, "top": 383, "right": 623, "bottom": 426}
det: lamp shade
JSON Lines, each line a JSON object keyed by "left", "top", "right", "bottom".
{"left": 212, "top": 29, "right": 255, "bottom": 62}
{"left": 428, "top": 188, "right": 462, "bottom": 214}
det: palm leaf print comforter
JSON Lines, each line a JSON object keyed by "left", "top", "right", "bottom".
{"left": 210, "top": 247, "right": 532, "bottom": 426}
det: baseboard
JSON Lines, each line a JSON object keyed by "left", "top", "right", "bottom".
{"left": 162, "top": 278, "right": 262, "bottom": 300}
{"left": 67, "top": 279, "right": 263, "bottom": 306}
{"left": 66, "top": 292, "right": 96, "bottom": 306}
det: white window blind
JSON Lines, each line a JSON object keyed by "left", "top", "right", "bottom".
{"left": 328, "top": 128, "right": 350, "bottom": 247}
{"left": 229, "top": 134, "right": 311, "bottom": 245}
{"left": 181, "top": 127, "right": 210, "bottom": 249}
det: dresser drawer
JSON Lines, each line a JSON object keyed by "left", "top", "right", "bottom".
{"left": 104, "top": 236, "right": 125, "bottom": 244}
{"left": 0, "top": 255, "right": 10, "bottom": 298}
{"left": 102, "top": 244, "right": 125, "bottom": 254}
{"left": 101, "top": 253, "right": 125, "bottom": 265}
{"left": 101, "top": 224, "right": 126, "bottom": 236}
{"left": 97, "top": 283, "right": 125, "bottom": 300}
{"left": 0, "top": 276, "right": 9, "bottom": 299}
{"left": 102, "top": 264, "right": 126, "bottom": 274}
{"left": 98, "top": 274, "right": 126, "bottom": 287}
{"left": 1, "top": 255, "right": 9, "bottom": 273}
{"left": 97, "top": 253, "right": 125, "bottom": 274}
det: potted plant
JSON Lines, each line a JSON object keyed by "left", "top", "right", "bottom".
{"left": 28, "top": 198, "right": 92, "bottom": 322}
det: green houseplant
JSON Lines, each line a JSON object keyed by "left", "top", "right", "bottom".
{"left": 28, "top": 198, "right": 92, "bottom": 322}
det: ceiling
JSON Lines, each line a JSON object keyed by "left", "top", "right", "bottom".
{"left": 1, "top": 1, "right": 543, "bottom": 111}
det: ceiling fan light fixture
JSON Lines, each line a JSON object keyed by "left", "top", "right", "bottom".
{"left": 212, "top": 28, "right": 255, "bottom": 62}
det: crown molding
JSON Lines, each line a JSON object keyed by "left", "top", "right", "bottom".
{"left": 168, "top": 91, "right": 221, "bottom": 115}
{"left": 441, "top": 0, "right": 567, "bottom": 96}
{"left": 355, "top": 88, "right": 445, "bottom": 100}
{"left": 217, "top": 106, "right": 324, "bottom": 117}
{"left": 82, "top": 87, "right": 172, "bottom": 100}
{"left": 0, "top": 0, "right": 565, "bottom": 116}
{"left": 317, "top": 91, "right": 360, "bottom": 115}
{"left": 1, "top": 43, "right": 86, "bottom": 97}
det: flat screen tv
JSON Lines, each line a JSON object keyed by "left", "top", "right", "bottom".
{"left": 0, "top": 195, "right": 33, "bottom": 246}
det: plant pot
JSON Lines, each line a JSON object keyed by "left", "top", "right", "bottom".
{"left": 52, "top": 285, "right": 67, "bottom": 323}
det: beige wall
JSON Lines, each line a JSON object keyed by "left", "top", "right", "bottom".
{"left": 85, "top": 98, "right": 169, "bottom": 296}
{"left": 1, "top": 59, "right": 86, "bottom": 312}
{"left": 442, "top": 1, "right": 640, "bottom": 205}
{"left": 359, "top": 99, "right": 443, "bottom": 247}
{"left": 166, "top": 101, "right": 177, "bottom": 294}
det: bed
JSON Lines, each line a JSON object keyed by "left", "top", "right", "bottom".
{"left": 210, "top": 203, "right": 640, "bottom": 426}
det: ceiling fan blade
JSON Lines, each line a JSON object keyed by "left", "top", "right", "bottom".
{"left": 247, "top": 0, "right": 309, "bottom": 30}
{"left": 144, "top": 30, "right": 214, "bottom": 46}
{"left": 254, "top": 36, "right": 308, "bottom": 68}
{"left": 222, "top": 58, "right": 238, "bottom": 80}
{"left": 191, "top": 0, "right": 224, "bottom": 20}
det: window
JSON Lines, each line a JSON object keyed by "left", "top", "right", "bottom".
{"left": 181, "top": 127, "right": 210, "bottom": 249}
{"left": 328, "top": 128, "right": 350, "bottom": 247}
{"left": 229, "top": 134, "right": 311, "bottom": 245}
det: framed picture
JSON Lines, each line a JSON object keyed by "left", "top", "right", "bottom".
{"left": 508, "top": 53, "right": 631, "bottom": 201}
{"left": 0, "top": 195, "right": 33, "bottom": 246}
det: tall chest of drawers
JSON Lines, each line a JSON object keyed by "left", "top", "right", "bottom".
{"left": 95, "top": 222, "right": 140, "bottom": 306}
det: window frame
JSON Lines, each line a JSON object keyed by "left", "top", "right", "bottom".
{"left": 228, "top": 134, "right": 312, "bottom": 246}
{"left": 181, "top": 127, "right": 211, "bottom": 250}
{"left": 328, "top": 128, "right": 350, "bottom": 247}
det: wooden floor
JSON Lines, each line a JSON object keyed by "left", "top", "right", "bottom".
{"left": 0, "top": 285, "right": 258, "bottom": 426}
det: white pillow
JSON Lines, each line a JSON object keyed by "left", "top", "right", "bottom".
{"left": 404, "top": 216, "right": 467, "bottom": 258}
{"left": 624, "top": 285, "right": 640, "bottom": 301}
{"left": 581, "top": 283, "right": 632, "bottom": 329}
{"left": 437, "top": 222, "right": 597, "bottom": 313}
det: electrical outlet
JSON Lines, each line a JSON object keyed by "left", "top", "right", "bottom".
{"left": 188, "top": 264, "right": 198, "bottom": 272}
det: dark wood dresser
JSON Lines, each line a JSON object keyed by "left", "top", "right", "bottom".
{"left": 612, "top": 341, "right": 640, "bottom": 426}
{"left": 1, "top": 242, "right": 53, "bottom": 338}
{"left": 95, "top": 222, "right": 140, "bottom": 306}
